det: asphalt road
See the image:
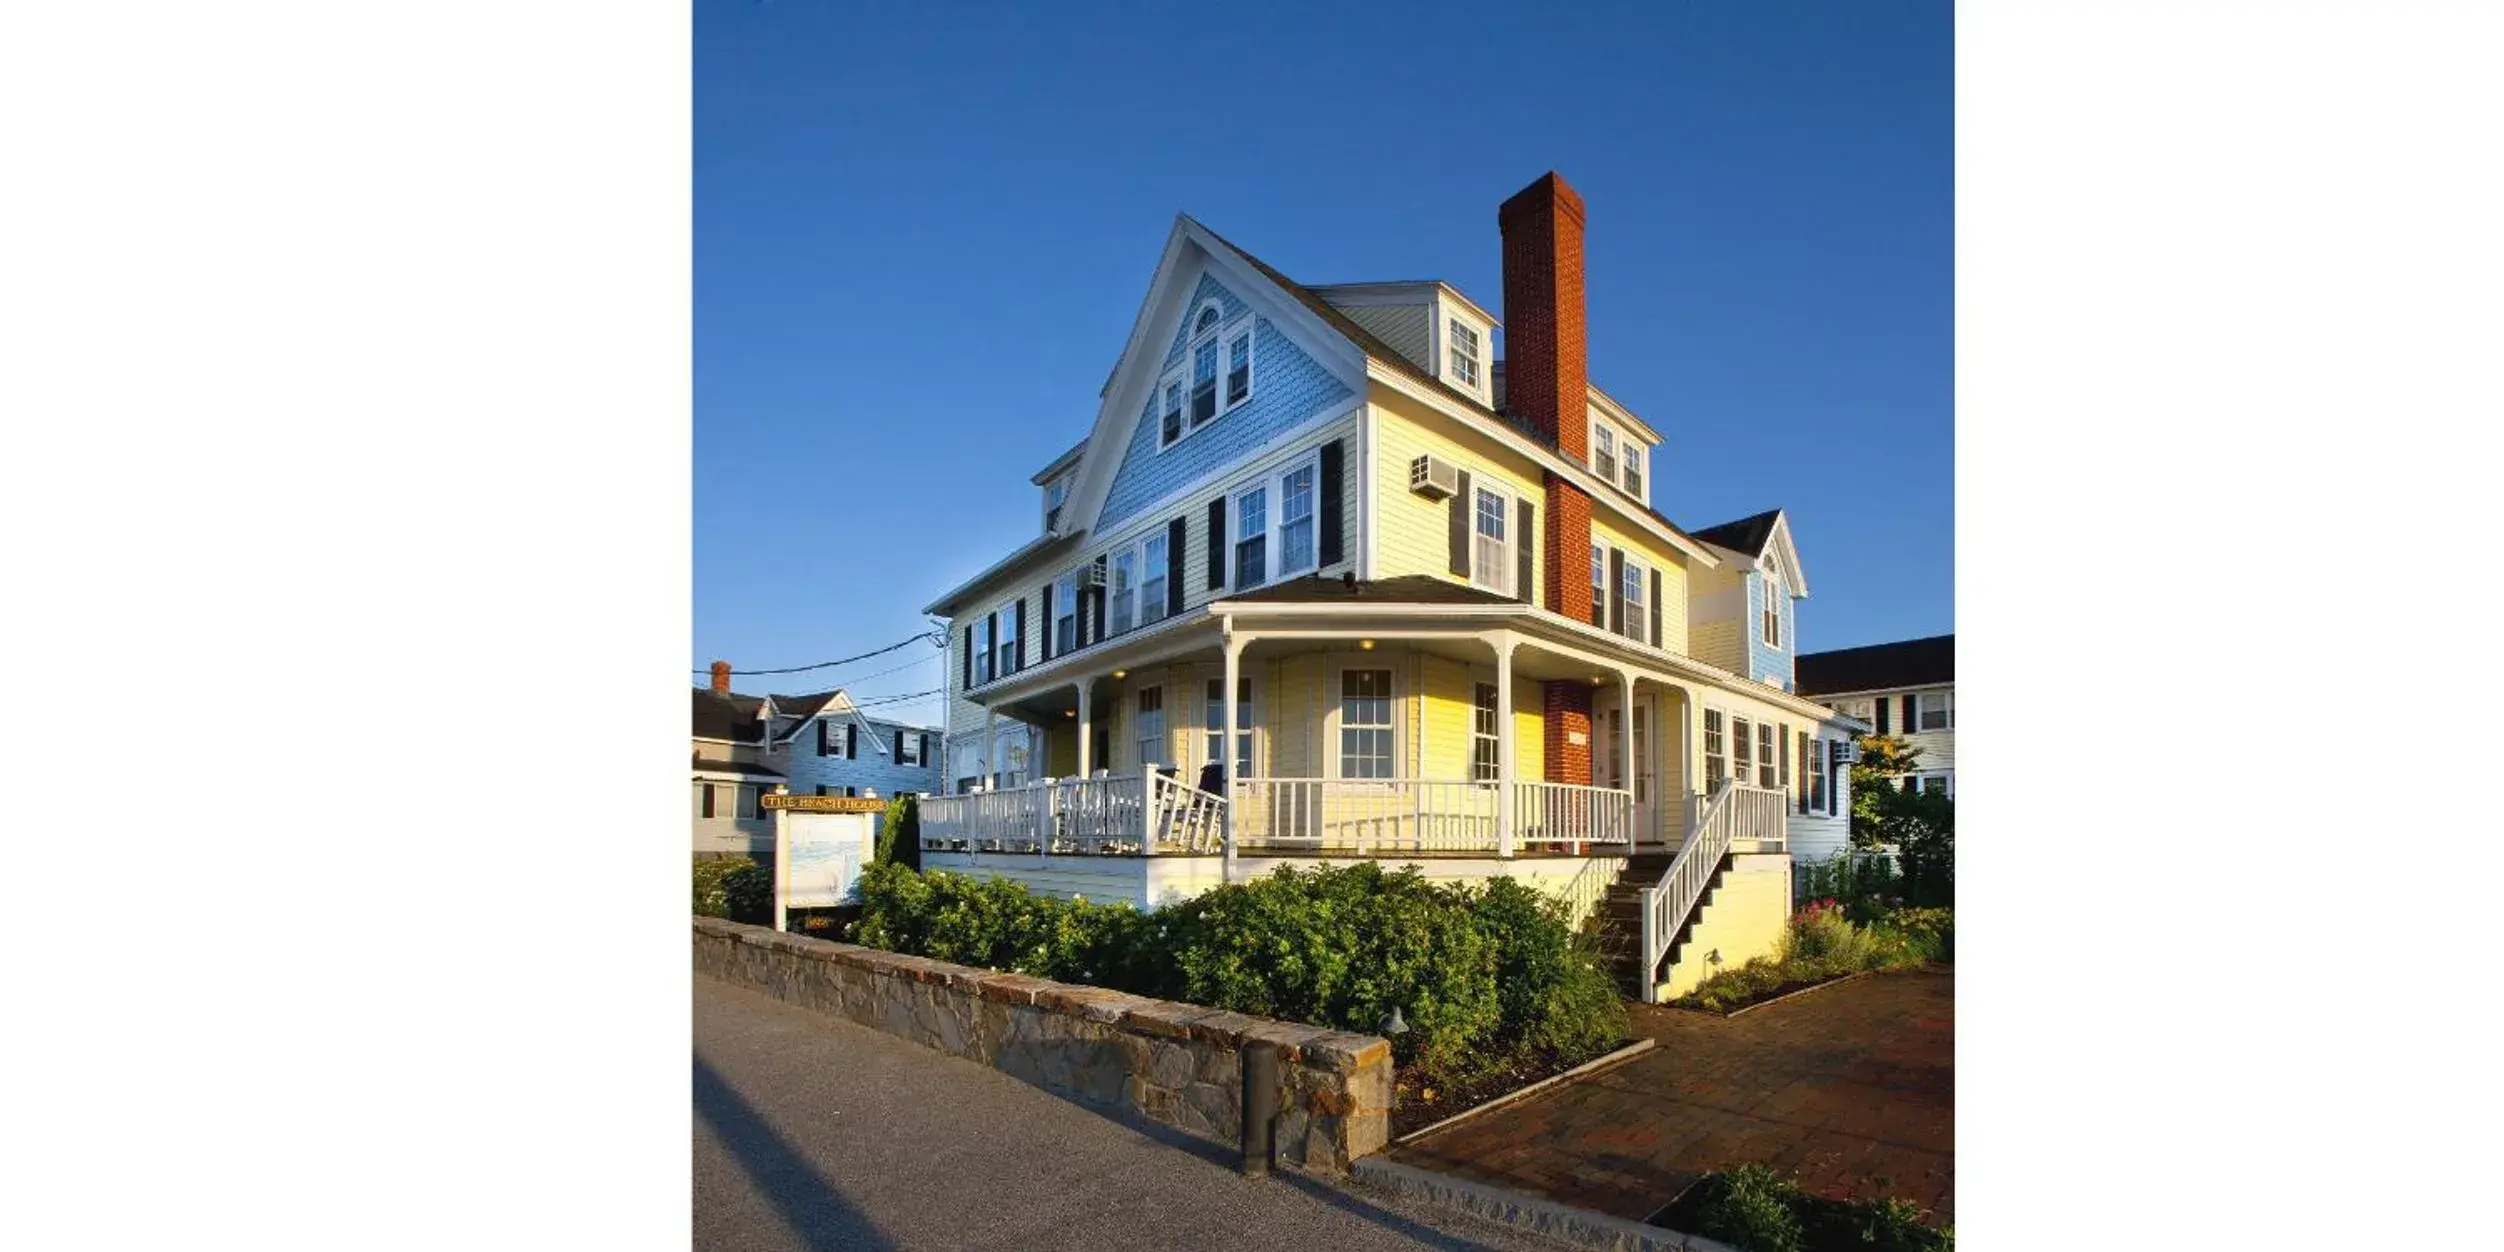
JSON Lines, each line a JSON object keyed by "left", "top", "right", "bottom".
{"left": 694, "top": 976, "right": 1563, "bottom": 1251}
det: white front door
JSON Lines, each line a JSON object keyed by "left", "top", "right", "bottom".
{"left": 1597, "top": 691, "right": 1662, "bottom": 846}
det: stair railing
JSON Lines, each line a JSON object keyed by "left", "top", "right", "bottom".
{"left": 1637, "top": 781, "right": 1789, "bottom": 995}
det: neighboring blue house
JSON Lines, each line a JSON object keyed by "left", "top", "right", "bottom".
{"left": 770, "top": 690, "right": 944, "bottom": 802}
{"left": 1684, "top": 509, "right": 1808, "bottom": 693}
{"left": 693, "top": 665, "right": 942, "bottom": 859}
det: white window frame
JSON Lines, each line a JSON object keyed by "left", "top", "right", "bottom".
{"left": 1448, "top": 317, "right": 1481, "bottom": 389}
{"left": 1108, "top": 549, "right": 1136, "bottom": 636}
{"left": 1052, "top": 573, "right": 1077, "bottom": 654}
{"left": 1590, "top": 422, "right": 1617, "bottom": 484}
{"left": 1621, "top": 441, "right": 1643, "bottom": 499}
{"left": 1469, "top": 484, "right": 1513, "bottom": 595}
{"left": 1806, "top": 735, "right": 1828, "bottom": 812}
{"left": 1703, "top": 708, "right": 1727, "bottom": 792}
{"left": 898, "top": 733, "right": 923, "bottom": 767}
{"left": 1158, "top": 299, "right": 1253, "bottom": 452}
{"left": 994, "top": 603, "right": 1018, "bottom": 676}
{"left": 1324, "top": 660, "right": 1403, "bottom": 782}
{"left": 1589, "top": 541, "right": 1606, "bottom": 626}
{"left": 1135, "top": 685, "right": 1168, "bottom": 769}
{"left": 1587, "top": 415, "right": 1646, "bottom": 498}
{"left": 1471, "top": 681, "right": 1500, "bottom": 784}
{"left": 1756, "top": 721, "right": 1779, "bottom": 790}
{"left": 1911, "top": 690, "right": 1954, "bottom": 732}
{"left": 1201, "top": 673, "right": 1257, "bottom": 779}
{"left": 996, "top": 723, "right": 1029, "bottom": 788}
{"left": 1042, "top": 475, "right": 1070, "bottom": 531}
{"left": 974, "top": 616, "right": 995, "bottom": 686}
{"left": 1277, "top": 459, "right": 1318, "bottom": 579}
{"left": 1620, "top": 551, "right": 1648, "bottom": 642}
{"left": 1730, "top": 714, "right": 1753, "bottom": 791}
{"left": 1220, "top": 450, "right": 1323, "bottom": 593}
{"left": 1140, "top": 532, "right": 1170, "bottom": 626}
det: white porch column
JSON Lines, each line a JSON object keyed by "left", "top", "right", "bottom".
{"left": 1074, "top": 676, "right": 1095, "bottom": 777}
{"left": 982, "top": 708, "right": 996, "bottom": 791}
{"left": 1618, "top": 670, "right": 1637, "bottom": 846}
{"left": 1221, "top": 631, "right": 1248, "bottom": 881}
{"left": 1491, "top": 633, "right": 1517, "bottom": 859}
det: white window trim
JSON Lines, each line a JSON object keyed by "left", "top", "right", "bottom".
{"left": 1468, "top": 482, "right": 1518, "bottom": 597}
{"left": 1134, "top": 684, "right": 1169, "bottom": 770}
{"left": 994, "top": 602, "right": 1019, "bottom": 677}
{"left": 1590, "top": 422, "right": 1617, "bottom": 483}
{"left": 1323, "top": 657, "right": 1405, "bottom": 783}
{"left": 1760, "top": 576, "right": 1782, "bottom": 648}
{"left": 1107, "top": 549, "right": 1137, "bottom": 636}
{"left": 1447, "top": 317, "right": 1482, "bottom": 389}
{"left": 1199, "top": 670, "right": 1261, "bottom": 778}
{"left": 1219, "top": 450, "right": 1323, "bottom": 593}
{"left": 1909, "top": 689, "right": 1954, "bottom": 733}
{"left": 1470, "top": 680, "right": 1500, "bottom": 784}
{"left": 1585, "top": 415, "right": 1647, "bottom": 499}
{"left": 1617, "top": 548, "right": 1650, "bottom": 642}
{"left": 1042, "top": 475, "right": 1070, "bottom": 532}
{"left": 1139, "top": 532, "right": 1171, "bottom": 627}
{"left": 1157, "top": 299, "right": 1254, "bottom": 453}
{"left": 1702, "top": 706, "right": 1728, "bottom": 792}
{"left": 1051, "top": 573, "right": 1078, "bottom": 654}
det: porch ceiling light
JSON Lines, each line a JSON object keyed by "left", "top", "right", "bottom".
{"left": 1063, "top": 709, "right": 1076, "bottom": 718}
{"left": 1112, "top": 669, "right": 1127, "bottom": 679}
{"left": 1359, "top": 639, "right": 1375, "bottom": 650}
{"left": 1590, "top": 674, "right": 1605, "bottom": 685}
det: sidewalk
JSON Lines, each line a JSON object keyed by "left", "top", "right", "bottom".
{"left": 694, "top": 975, "right": 1569, "bottom": 1251}
{"left": 1391, "top": 965, "right": 1955, "bottom": 1226}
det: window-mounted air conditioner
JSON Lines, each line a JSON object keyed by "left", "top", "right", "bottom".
{"left": 1072, "top": 562, "right": 1105, "bottom": 589}
{"left": 1409, "top": 454, "right": 1460, "bottom": 500}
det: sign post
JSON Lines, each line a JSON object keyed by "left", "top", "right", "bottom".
{"left": 771, "top": 786, "right": 790, "bottom": 932}
{"left": 763, "top": 793, "right": 888, "bottom": 926}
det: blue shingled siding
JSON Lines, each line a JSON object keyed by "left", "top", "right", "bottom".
{"left": 1164, "top": 273, "right": 1249, "bottom": 367}
{"left": 784, "top": 715, "right": 945, "bottom": 801}
{"left": 1747, "top": 572, "right": 1796, "bottom": 691}
{"left": 1099, "top": 276, "right": 1353, "bottom": 531}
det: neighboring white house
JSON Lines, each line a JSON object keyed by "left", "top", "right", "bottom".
{"left": 693, "top": 661, "right": 943, "bottom": 859}
{"left": 1795, "top": 634, "right": 1955, "bottom": 796}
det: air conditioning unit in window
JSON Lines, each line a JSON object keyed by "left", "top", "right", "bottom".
{"left": 1832, "top": 739, "right": 1861, "bottom": 764}
{"left": 1409, "top": 454, "right": 1460, "bottom": 500}
{"left": 1072, "top": 562, "right": 1104, "bottom": 589}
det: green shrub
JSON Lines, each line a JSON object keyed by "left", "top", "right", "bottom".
{"left": 1881, "top": 906, "right": 1954, "bottom": 963}
{"left": 722, "top": 862, "right": 773, "bottom": 925}
{"left": 1691, "top": 1165, "right": 1807, "bottom": 1252}
{"left": 693, "top": 857, "right": 756, "bottom": 918}
{"left": 874, "top": 794, "right": 922, "bottom": 871}
{"left": 850, "top": 861, "right": 1625, "bottom": 1089}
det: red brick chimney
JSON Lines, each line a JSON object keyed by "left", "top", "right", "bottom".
{"left": 1503, "top": 172, "right": 1599, "bottom": 786}
{"left": 709, "top": 660, "right": 733, "bottom": 695}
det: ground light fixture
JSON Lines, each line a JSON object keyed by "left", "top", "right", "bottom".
{"left": 1382, "top": 1006, "right": 1408, "bottom": 1036}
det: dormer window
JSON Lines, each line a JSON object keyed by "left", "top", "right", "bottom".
{"left": 1448, "top": 319, "right": 1481, "bottom": 388}
{"left": 1592, "top": 424, "right": 1617, "bottom": 483}
{"left": 1161, "top": 298, "right": 1254, "bottom": 450}
{"left": 1043, "top": 475, "right": 1070, "bottom": 531}
{"left": 1622, "top": 443, "right": 1643, "bottom": 500}
{"left": 1760, "top": 570, "right": 1782, "bottom": 647}
{"left": 1587, "top": 414, "right": 1646, "bottom": 498}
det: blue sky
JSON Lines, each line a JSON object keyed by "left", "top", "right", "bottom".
{"left": 695, "top": 1, "right": 1951, "bottom": 725}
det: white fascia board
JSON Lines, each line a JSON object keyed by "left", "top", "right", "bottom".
{"left": 1365, "top": 363, "right": 1720, "bottom": 569}
{"left": 1586, "top": 384, "right": 1663, "bottom": 447}
{"left": 1765, "top": 512, "right": 1809, "bottom": 598}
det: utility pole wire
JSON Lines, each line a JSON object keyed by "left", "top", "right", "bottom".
{"left": 693, "top": 632, "right": 942, "bottom": 678}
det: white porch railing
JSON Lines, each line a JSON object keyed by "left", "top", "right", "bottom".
{"left": 919, "top": 771, "right": 1226, "bottom": 856}
{"left": 1638, "top": 782, "right": 1789, "bottom": 994}
{"left": 1231, "top": 778, "right": 1497, "bottom": 853}
{"left": 1513, "top": 780, "right": 1635, "bottom": 850}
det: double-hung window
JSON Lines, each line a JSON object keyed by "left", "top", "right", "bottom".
{"left": 1703, "top": 710, "right": 1727, "bottom": 791}
{"left": 1203, "top": 676, "right": 1253, "bottom": 779}
{"left": 1805, "top": 733, "right": 1825, "bottom": 813}
{"left": 1471, "top": 682, "right": 1500, "bottom": 784}
{"left": 1620, "top": 556, "right": 1647, "bottom": 641}
{"left": 1108, "top": 550, "right": 1136, "bottom": 635}
{"left": 899, "top": 734, "right": 923, "bottom": 767}
{"left": 1140, "top": 533, "right": 1170, "bottom": 626}
{"left": 1731, "top": 716, "right": 1753, "bottom": 791}
{"left": 1233, "top": 485, "right": 1267, "bottom": 589}
{"left": 1622, "top": 443, "right": 1643, "bottom": 500}
{"left": 1279, "top": 462, "right": 1316, "bottom": 577}
{"left": 1448, "top": 319, "right": 1481, "bottom": 388}
{"left": 974, "top": 616, "right": 995, "bottom": 685}
{"left": 1191, "top": 337, "right": 1220, "bottom": 427}
{"left": 1756, "top": 722, "right": 1779, "bottom": 790}
{"left": 1161, "top": 381, "right": 1185, "bottom": 447}
{"left": 1135, "top": 686, "right": 1168, "bottom": 768}
{"left": 1043, "top": 476, "right": 1069, "bottom": 531}
{"left": 1052, "top": 573, "right": 1078, "bottom": 654}
{"left": 1471, "top": 486, "right": 1510, "bottom": 593}
{"left": 1338, "top": 668, "right": 1395, "bottom": 779}
{"left": 1591, "top": 423, "right": 1617, "bottom": 483}
{"left": 1589, "top": 543, "right": 1606, "bottom": 626}
{"left": 1913, "top": 690, "right": 1953, "bottom": 732}
{"left": 1225, "top": 328, "right": 1252, "bottom": 408}
{"left": 995, "top": 605, "right": 1018, "bottom": 677}
{"left": 1761, "top": 577, "right": 1782, "bottom": 647}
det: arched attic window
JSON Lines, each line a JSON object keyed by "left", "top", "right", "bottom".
{"left": 1160, "top": 297, "right": 1256, "bottom": 448}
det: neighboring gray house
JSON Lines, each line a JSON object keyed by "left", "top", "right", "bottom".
{"left": 1795, "top": 634, "right": 1955, "bottom": 796}
{"left": 692, "top": 662, "right": 943, "bottom": 859}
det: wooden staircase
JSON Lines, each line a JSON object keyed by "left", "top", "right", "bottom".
{"left": 1590, "top": 850, "right": 1732, "bottom": 1000}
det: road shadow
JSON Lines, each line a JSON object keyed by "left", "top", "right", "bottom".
{"left": 694, "top": 1052, "right": 896, "bottom": 1252}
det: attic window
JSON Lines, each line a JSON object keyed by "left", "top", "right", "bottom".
{"left": 1160, "top": 297, "right": 1254, "bottom": 451}
{"left": 1448, "top": 319, "right": 1481, "bottom": 389}
{"left": 1195, "top": 305, "right": 1222, "bottom": 335}
{"left": 1760, "top": 568, "right": 1782, "bottom": 648}
{"left": 1622, "top": 443, "right": 1643, "bottom": 500}
{"left": 1043, "top": 475, "right": 1070, "bottom": 531}
{"left": 1592, "top": 424, "right": 1617, "bottom": 483}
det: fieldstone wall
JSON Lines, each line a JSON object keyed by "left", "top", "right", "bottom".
{"left": 692, "top": 916, "right": 1394, "bottom": 1172}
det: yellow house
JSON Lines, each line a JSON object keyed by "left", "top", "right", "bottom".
{"left": 919, "top": 174, "right": 1865, "bottom": 1001}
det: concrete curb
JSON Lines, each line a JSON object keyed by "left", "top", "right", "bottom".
{"left": 1720, "top": 969, "right": 1878, "bottom": 1019}
{"left": 1348, "top": 1156, "right": 1739, "bottom": 1252}
{"left": 1391, "top": 1038, "right": 1657, "bottom": 1146}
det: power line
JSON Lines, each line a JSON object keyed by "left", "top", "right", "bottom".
{"left": 695, "top": 632, "right": 941, "bottom": 678}
{"left": 847, "top": 687, "right": 941, "bottom": 708}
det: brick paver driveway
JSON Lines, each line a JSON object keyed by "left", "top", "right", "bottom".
{"left": 1391, "top": 965, "right": 1954, "bottom": 1225}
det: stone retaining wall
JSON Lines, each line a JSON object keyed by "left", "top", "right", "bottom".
{"left": 692, "top": 917, "right": 1394, "bottom": 1172}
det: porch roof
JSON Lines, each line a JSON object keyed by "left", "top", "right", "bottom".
{"left": 1218, "top": 574, "right": 1517, "bottom": 607}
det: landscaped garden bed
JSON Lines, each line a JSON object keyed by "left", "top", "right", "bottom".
{"left": 1677, "top": 898, "right": 1953, "bottom": 1015}
{"left": 842, "top": 858, "right": 1631, "bottom": 1138}
{"left": 1651, "top": 1164, "right": 1952, "bottom": 1251}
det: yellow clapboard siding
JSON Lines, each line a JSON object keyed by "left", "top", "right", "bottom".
{"left": 1371, "top": 394, "right": 1545, "bottom": 594}
{"left": 1590, "top": 515, "right": 1690, "bottom": 658}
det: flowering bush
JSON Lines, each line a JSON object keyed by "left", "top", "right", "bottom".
{"left": 1680, "top": 901, "right": 1953, "bottom": 1013}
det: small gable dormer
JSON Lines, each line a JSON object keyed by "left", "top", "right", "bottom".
{"left": 1585, "top": 387, "right": 1661, "bottom": 507}
{"left": 1308, "top": 281, "right": 1497, "bottom": 408}
{"left": 1683, "top": 508, "right": 1810, "bottom": 691}
{"left": 1032, "top": 438, "right": 1085, "bottom": 534}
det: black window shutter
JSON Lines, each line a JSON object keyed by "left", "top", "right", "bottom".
{"left": 962, "top": 626, "right": 973, "bottom": 688}
{"left": 1206, "top": 498, "right": 1225, "bottom": 590}
{"left": 1829, "top": 742, "right": 1841, "bottom": 815}
{"left": 1797, "top": 731, "right": 1809, "bottom": 812}
{"left": 1074, "top": 588, "right": 1090, "bottom": 649}
{"left": 1515, "top": 499, "right": 1535, "bottom": 603}
{"left": 816, "top": 721, "right": 829, "bottom": 757}
{"left": 986, "top": 612, "right": 998, "bottom": 675}
{"left": 1091, "top": 580, "right": 1106, "bottom": 644}
{"left": 1014, "top": 599, "right": 1027, "bottom": 671}
{"left": 894, "top": 729, "right": 904, "bottom": 759}
{"left": 1166, "top": 517, "right": 1187, "bottom": 614}
{"left": 1649, "top": 568, "right": 1663, "bottom": 647}
{"left": 1447, "top": 470, "right": 1472, "bottom": 577}
{"left": 701, "top": 783, "right": 714, "bottom": 818}
{"left": 1608, "top": 548, "right": 1626, "bottom": 635}
{"left": 1040, "top": 584, "right": 1054, "bottom": 661}
{"left": 920, "top": 732, "right": 932, "bottom": 766}
{"left": 1876, "top": 696, "right": 1890, "bottom": 735}
{"left": 1318, "top": 439, "right": 1344, "bottom": 567}
{"left": 845, "top": 721, "right": 857, "bottom": 759}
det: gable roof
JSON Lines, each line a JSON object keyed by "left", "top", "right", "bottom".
{"left": 1687, "top": 508, "right": 1809, "bottom": 598}
{"left": 1794, "top": 634, "right": 1955, "bottom": 698}
{"left": 691, "top": 688, "right": 770, "bottom": 742}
